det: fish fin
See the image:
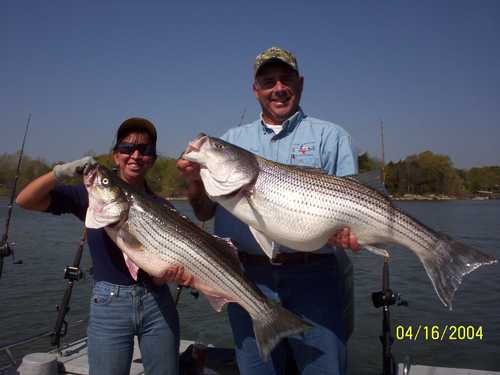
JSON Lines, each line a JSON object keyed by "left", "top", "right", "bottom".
{"left": 105, "top": 224, "right": 143, "bottom": 280}
{"left": 249, "top": 226, "right": 278, "bottom": 259}
{"left": 418, "top": 233, "right": 497, "bottom": 310}
{"left": 243, "top": 195, "right": 279, "bottom": 258}
{"left": 211, "top": 235, "right": 242, "bottom": 271}
{"left": 347, "top": 170, "right": 389, "bottom": 196}
{"left": 123, "top": 253, "right": 139, "bottom": 281}
{"left": 253, "top": 302, "right": 313, "bottom": 362}
{"left": 364, "top": 245, "right": 390, "bottom": 258}
{"left": 205, "top": 294, "right": 231, "bottom": 312}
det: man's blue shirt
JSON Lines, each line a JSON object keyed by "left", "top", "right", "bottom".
{"left": 214, "top": 109, "right": 358, "bottom": 255}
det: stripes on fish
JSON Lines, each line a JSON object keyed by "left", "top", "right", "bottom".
{"left": 84, "top": 165, "right": 312, "bottom": 361}
{"left": 181, "top": 134, "right": 497, "bottom": 310}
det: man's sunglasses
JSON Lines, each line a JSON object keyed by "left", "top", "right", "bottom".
{"left": 115, "top": 143, "right": 156, "bottom": 157}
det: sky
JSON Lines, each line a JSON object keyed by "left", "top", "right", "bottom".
{"left": 2, "top": 1, "right": 499, "bottom": 169}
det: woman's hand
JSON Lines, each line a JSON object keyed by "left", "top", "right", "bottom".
{"left": 152, "top": 266, "right": 193, "bottom": 286}
{"left": 53, "top": 156, "right": 97, "bottom": 182}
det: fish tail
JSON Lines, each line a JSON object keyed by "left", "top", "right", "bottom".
{"left": 419, "top": 234, "right": 497, "bottom": 310}
{"left": 252, "top": 302, "right": 313, "bottom": 362}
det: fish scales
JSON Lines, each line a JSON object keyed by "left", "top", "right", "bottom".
{"left": 257, "top": 158, "right": 439, "bottom": 253}
{"left": 127, "top": 202, "right": 264, "bottom": 314}
{"left": 84, "top": 164, "right": 312, "bottom": 361}
{"left": 254, "top": 159, "right": 394, "bottom": 245}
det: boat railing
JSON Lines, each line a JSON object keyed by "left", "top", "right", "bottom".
{"left": 0, "top": 319, "right": 87, "bottom": 373}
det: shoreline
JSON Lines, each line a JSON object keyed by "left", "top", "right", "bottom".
{"left": 0, "top": 194, "right": 497, "bottom": 202}
{"left": 391, "top": 194, "right": 498, "bottom": 201}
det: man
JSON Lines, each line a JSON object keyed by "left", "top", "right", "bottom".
{"left": 177, "top": 47, "right": 358, "bottom": 375}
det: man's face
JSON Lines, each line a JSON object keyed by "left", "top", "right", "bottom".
{"left": 253, "top": 62, "right": 304, "bottom": 125}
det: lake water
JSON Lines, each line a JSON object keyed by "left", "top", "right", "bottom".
{"left": 0, "top": 198, "right": 499, "bottom": 373}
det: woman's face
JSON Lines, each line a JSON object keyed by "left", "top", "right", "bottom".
{"left": 112, "top": 132, "right": 155, "bottom": 186}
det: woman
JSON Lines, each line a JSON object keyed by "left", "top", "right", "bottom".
{"left": 16, "top": 118, "right": 179, "bottom": 375}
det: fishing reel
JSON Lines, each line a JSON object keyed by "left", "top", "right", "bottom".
{"left": 0, "top": 240, "right": 12, "bottom": 257}
{"left": 371, "top": 256, "right": 408, "bottom": 309}
{"left": 63, "top": 265, "right": 83, "bottom": 282}
{"left": 0, "top": 240, "right": 22, "bottom": 264}
{"left": 372, "top": 289, "right": 408, "bottom": 309}
{"left": 0, "top": 240, "right": 23, "bottom": 279}
{"left": 371, "top": 257, "right": 408, "bottom": 375}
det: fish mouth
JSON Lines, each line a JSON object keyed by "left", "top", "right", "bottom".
{"left": 181, "top": 133, "right": 208, "bottom": 161}
{"left": 83, "top": 165, "right": 98, "bottom": 188}
{"left": 84, "top": 165, "right": 127, "bottom": 229}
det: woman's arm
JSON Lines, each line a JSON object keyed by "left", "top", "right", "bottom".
{"left": 16, "top": 156, "right": 96, "bottom": 212}
{"left": 15, "top": 172, "right": 56, "bottom": 212}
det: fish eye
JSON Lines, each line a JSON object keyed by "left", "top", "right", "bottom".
{"left": 214, "top": 143, "right": 224, "bottom": 150}
{"left": 102, "top": 178, "right": 109, "bottom": 185}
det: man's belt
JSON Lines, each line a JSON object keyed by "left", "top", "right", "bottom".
{"left": 238, "top": 252, "right": 335, "bottom": 266}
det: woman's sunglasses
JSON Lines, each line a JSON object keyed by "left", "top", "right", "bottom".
{"left": 115, "top": 143, "right": 156, "bottom": 157}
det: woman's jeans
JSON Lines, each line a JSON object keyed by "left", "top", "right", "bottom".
{"left": 87, "top": 281, "right": 180, "bottom": 375}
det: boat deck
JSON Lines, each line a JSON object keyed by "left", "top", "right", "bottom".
{"left": 5, "top": 338, "right": 500, "bottom": 375}
{"left": 398, "top": 363, "right": 500, "bottom": 375}
{"left": 6, "top": 338, "right": 237, "bottom": 375}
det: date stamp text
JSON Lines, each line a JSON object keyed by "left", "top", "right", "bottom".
{"left": 395, "top": 325, "right": 484, "bottom": 341}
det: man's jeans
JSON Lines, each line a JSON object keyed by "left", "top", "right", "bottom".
{"left": 88, "top": 281, "right": 179, "bottom": 375}
{"left": 228, "top": 260, "right": 346, "bottom": 375}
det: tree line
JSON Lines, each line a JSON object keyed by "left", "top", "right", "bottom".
{"left": 0, "top": 152, "right": 186, "bottom": 198}
{"left": 1, "top": 150, "right": 499, "bottom": 198}
{"left": 359, "top": 150, "right": 500, "bottom": 197}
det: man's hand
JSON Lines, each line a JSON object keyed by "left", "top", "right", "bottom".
{"left": 176, "top": 158, "right": 201, "bottom": 183}
{"left": 176, "top": 158, "right": 217, "bottom": 221}
{"left": 328, "top": 227, "right": 360, "bottom": 252}
{"left": 53, "top": 156, "right": 97, "bottom": 182}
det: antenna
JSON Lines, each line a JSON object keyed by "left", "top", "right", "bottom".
{"left": 237, "top": 108, "right": 247, "bottom": 127}
{"left": 380, "top": 120, "right": 385, "bottom": 185}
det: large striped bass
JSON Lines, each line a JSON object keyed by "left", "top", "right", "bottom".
{"left": 181, "top": 134, "right": 497, "bottom": 309}
{"left": 83, "top": 164, "right": 311, "bottom": 360}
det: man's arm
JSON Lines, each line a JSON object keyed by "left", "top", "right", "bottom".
{"left": 176, "top": 159, "right": 217, "bottom": 221}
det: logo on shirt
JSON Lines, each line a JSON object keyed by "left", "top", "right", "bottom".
{"left": 291, "top": 142, "right": 316, "bottom": 159}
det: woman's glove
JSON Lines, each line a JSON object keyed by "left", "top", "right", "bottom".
{"left": 53, "top": 156, "right": 97, "bottom": 182}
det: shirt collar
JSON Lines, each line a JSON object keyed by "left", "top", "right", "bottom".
{"left": 260, "top": 108, "right": 305, "bottom": 136}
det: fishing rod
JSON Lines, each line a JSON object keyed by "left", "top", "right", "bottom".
{"left": 0, "top": 114, "right": 31, "bottom": 279}
{"left": 50, "top": 227, "right": 86, "bottom": 348}
{"left": 371, "top": 256, "right": 408, "bottom": 375}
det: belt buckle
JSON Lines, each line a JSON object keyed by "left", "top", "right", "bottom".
{"left": 269, "top": 255, "right": 283, "bottom": 266}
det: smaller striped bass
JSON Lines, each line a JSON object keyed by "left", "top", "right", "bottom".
{"left": 83, "top": 164, "right": 311, "bottom": 361}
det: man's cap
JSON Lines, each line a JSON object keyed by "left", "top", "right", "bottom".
{"left": 116, "top": 117, "right": 157, "bottom": 144}
{"left": 254, "top": 47, "right": 299, "bottom": 77}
